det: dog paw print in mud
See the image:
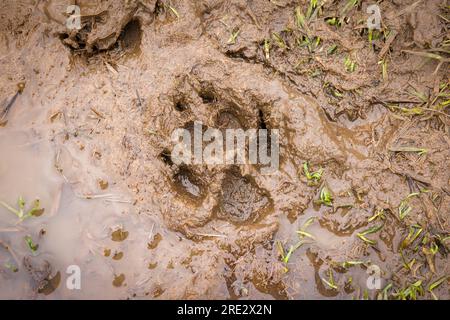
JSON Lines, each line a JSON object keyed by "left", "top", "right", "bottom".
{"left": 148, "top": 75, "right": 276, "bottom": 242}
{"left": 140, "top": 59, "right": 355, "bottom": 250}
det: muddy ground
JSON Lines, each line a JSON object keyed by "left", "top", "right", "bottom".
{"left": 0, "top": 0, "right": 449, "bottom": 299}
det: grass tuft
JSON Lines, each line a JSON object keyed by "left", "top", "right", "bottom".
{"left": 0, "top": 197, "right": 44, "bottom": 221}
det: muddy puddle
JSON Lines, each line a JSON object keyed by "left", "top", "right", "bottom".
{"left": 0, "top": 0, "right": 449, "bottom": 299}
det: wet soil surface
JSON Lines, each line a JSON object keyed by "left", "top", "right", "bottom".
{"left": 0, "top": 0, "right": 449, "bottom": 299}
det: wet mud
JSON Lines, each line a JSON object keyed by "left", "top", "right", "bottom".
{"left": 0, "top": 0, "right": 449, "bottom": 299}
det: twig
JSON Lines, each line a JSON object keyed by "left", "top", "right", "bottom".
{"left": 193, "top": 233, "right": 227, "bottom": 238}
{"left": 379, "top": 30, "right": 398, "bottom": 59}
{"left": 0, "top": 92, "right": 19, "bottom": 123}
{"left": 76, "top": 193, "right": 133, "bottom": 203}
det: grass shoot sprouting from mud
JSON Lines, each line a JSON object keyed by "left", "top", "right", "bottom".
{"left": 295, "top": 6, "right": 307, "bottom": 30}
{"left": 294, "top": 2, "right": 324, "bottom": 54}
{"left": 378, "top": 59, "right": 388, "bottom": 81}
{"left": 295, "top": 0, "right": 322, "bottom": 30}
{"left": 398, "top": 192, "right": 419, "bottom": 220}
{"left": 368, "top": 208, "right": 386, "bottom": 222}
{"left": 325, "top": 17, "right": 342, "bottom": 27}
{"left": 0, "top": 197, "right": 44, "bottom": 221}
{"left": 344, "top": 56, "right": 356, "bottom": 72}
{"left": 315, "top": 186, "right": 333, "bottom": 207}
{"left": 306, "top": 0, "right": 318, "bottom": 20}
{"left": 296, "top": 216, "right": 317, "bottom": 240}
{"left": 303, "top": 162, "right": 323, "bottom": 185}
{"left": 382, "top": 82, "right": 450, "bottom": 119}
{"left": 356, "top": 223, "right": 383, "bottom": 245}
{"left": 322, "top": 269, "right": 338, "bottom": 291}
{"left": 327, "top": 44, "right": 338, "bottom": 55}
{"left": 377, "top": 283, "right": 393, "bottom": 300}
{"left": 4, "top": 262, "right": 18, "bottom": 273}
{"left": 298, "top": 35, "right": 321, "bottom": 53}
{"left": 166, "top": 3, "right": 179, "bottom": 19}
{"left": 263, "top": 39, "right": 271, "bottom": 60}
{"left": 272, "top": 32, "right": 288, "bottom": 50}
{"left": 341, "top": 260, "right": 365, "bottom": 269}
{"left": 393, "top": 280, "right": 424, "bottom": 300}
{"left": 228, "top": 28, "right": 240, "bottom": 45}
{"left": 276, "top": 239, "right": 303, "bottom": 270}
{"left": 24, "top": 235, "right": 38, "bottom": 254}
{"left": 397, "top": 224, "right": 444, "bottom": 283}
{"left": 277, "top": 216, "right": 317, "bottom": 272}
{"left": 428, "top": 276, "right": 448, "bottom": 300}
{"left": 343, "top": 0, "right": 360, "bottom": 14}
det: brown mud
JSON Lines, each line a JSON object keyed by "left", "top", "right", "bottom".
{"left": 0, "top": 0, "right": 449, "bottom": 299}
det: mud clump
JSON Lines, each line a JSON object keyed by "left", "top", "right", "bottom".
{"left": 23, "top": 256, "right": 60, "bottom": 295}
{"left": 57, "top": 0, "right": 144, "bottom": 55}
{"left": 216, "top": 168, "right": 272, "bottom": 224}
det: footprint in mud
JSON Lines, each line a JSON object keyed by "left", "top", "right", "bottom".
{"left": 157, "top": 76, "right": 278, "bottom": 232}
{"left": 216, "top": 168, "right": 273, "bottom": 224}
{"left": 118, "top": 19, "right": 142, "bottom": 54}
